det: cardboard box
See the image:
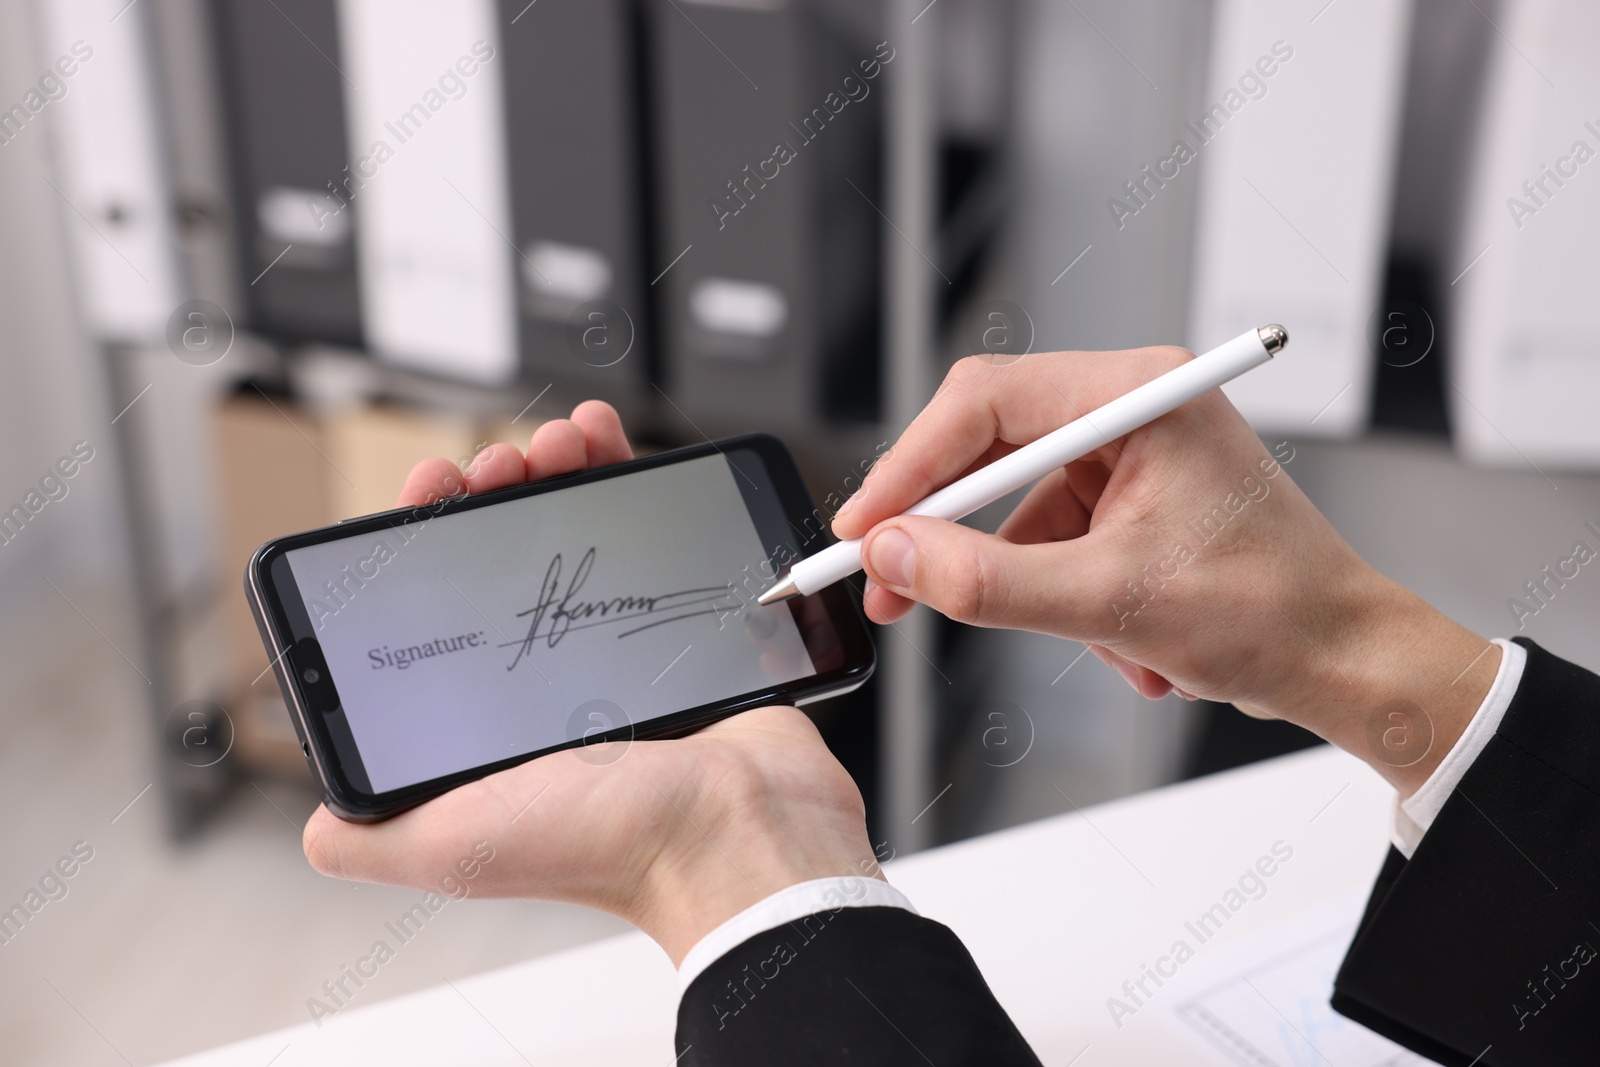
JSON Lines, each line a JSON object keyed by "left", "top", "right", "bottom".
{"left": 213, "top": 395, "right": 518, "bottom": 775}
{"left": 323, "top": 405, "right": 490, "bottom": 521}
{"left": 213, "top": 396, "right": 337, "bottom": 696}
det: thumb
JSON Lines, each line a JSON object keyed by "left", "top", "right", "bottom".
{"left": 861, "top": 516, "right": 1081, "bottom": 631}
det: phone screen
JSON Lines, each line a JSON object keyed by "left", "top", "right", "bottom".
{"left": 273, "top": 449, "right": 833, "bottom": 795}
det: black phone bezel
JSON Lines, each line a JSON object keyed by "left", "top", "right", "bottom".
{"left": 244, "top": 433, "right": 875, "bottom": 821}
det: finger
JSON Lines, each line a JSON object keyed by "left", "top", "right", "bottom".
{"left": 833, "top": 347, "right": 1190, "bottom": 541}
{"left": 302, "top": 805, "right": 350, "bottom": 878}
{"left": 463, "top": 442, "right": 531, "bottom": 493}
{"left": 303, "top": 769, "right": 540, "bottom": 893}
{"left": 1089, "top": 644, "right": 1175, "bottom": 700}
{"left": 570, "top": 400, "right": 633, "bottom": 465}
{"left": 397, "top": 457, "right": 469, "bottom": 508}
{"left": 1063, "top": 457, "right": 1115, "bottom": 514}
{"left": 994, "top": 466, "right": 1096, "bottom": 546}
{"left": 836, "top": 440, "right": 1020, "bottom": 556}
{"left": 303, "top": 801, "right": 431, "bottom": 885}
{"left": 303, "top": 798, "right": 474, "bottom": 891}
{"left": 862, "top": 580, "right": 915, "bottom": 625}
{"left": 861, "top": 514, "right": 1114, "bottom": 633}
{"left": 838, "top": 441, "right": 1015, "bottom": 535}
{"left": 1141, "top": 672, "right": 1174, "bottom": 699}
{"left": 525, "top": 419, "right": 590, "bottom": 481}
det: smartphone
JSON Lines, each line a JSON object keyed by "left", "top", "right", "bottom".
{"left": 245, "top": 434, "right": 875, "bottom": 821}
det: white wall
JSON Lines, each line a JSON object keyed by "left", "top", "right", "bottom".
{"left": 1292, "top": 434, "right": 1600, "bottom": 665}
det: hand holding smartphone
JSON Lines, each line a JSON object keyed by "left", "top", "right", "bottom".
{"left": 246, "top": 411, "right": 875, "bottom": 821}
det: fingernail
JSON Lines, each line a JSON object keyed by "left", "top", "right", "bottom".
{"left": 868, "top": 527, "right": 914, "bottom": 588}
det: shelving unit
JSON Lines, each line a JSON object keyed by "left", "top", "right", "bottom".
{"left": 80, "top": 0, "right": 1000, "bottom": 845}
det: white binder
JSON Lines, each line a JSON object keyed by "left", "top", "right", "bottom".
{"left": 336, "top": 0, "right": 518, "bottom": 385}
{"left": 1451, "top": 0, "right": 1600, "bottom": 469}
{"left": 35, "top": 0, "right": 182, "bottom": 343}
{"left": 1187, "top": 0, "right": 1412, "bottom": 437}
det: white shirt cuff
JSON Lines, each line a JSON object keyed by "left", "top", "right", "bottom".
{"left": 676, "top": 876, "right": 918, "bottom": 994}
{"left": 1390, "top": 638, "right": 1527, "bottom": 858}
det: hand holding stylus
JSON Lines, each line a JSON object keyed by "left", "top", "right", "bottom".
{"left": 832, "top": 341, "right": 1499, "bottom": 796}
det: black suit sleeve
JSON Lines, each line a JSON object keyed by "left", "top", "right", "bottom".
{"left": 676, "top": 639, "right": 1600, "bottom": 1065}
{"left": 675, "top": 905, "right": 1042, "bottom": 1066}
{"left": 1332, "top": 637, "right": 1600, "bottom": 1066}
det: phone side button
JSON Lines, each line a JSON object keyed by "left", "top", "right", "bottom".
{"left": 302, "top": 741, "right": 312, "bottom": 759}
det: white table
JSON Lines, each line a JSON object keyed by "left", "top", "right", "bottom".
{"left": 161, "top": 747, "right": 1416, "bottom": 1066}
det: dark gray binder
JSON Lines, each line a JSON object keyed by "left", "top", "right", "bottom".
{"left": 212, "top": 0, "right": 362, "bottom": 347}
{"left": 498, "top": 0, "right": 652, "bottom": 403}
{"left": 644, "top": 0, "right": 887, "bottom": 432}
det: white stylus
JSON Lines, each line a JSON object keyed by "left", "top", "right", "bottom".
{"left": 757, "top": 324, "right": 1289, "bottom": 605}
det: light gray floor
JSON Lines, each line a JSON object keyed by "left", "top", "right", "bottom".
{"left": 0, "top": 582, "right": 628, "bottom": 1067}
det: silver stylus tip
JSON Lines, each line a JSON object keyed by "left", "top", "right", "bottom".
{"left": 1258, "top": 323, "right": 1289, "bottom": 355}
{"left": 756, "top": 575, "right": 801, "bottom": 606}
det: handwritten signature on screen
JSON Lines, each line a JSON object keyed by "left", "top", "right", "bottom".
{"left": 500, "top": 547, "right": 740, "bottom": 672}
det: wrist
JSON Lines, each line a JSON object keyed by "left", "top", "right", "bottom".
{"left": 1260, "top": 563, "right": 1499, "bottom": 796}
{"left": 629, "top": 757, "right": 882, "bottom": 966}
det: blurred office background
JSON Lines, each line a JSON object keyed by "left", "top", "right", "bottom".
{"left": 4, "top": 0, "right": 1600, "bottom": 1062}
